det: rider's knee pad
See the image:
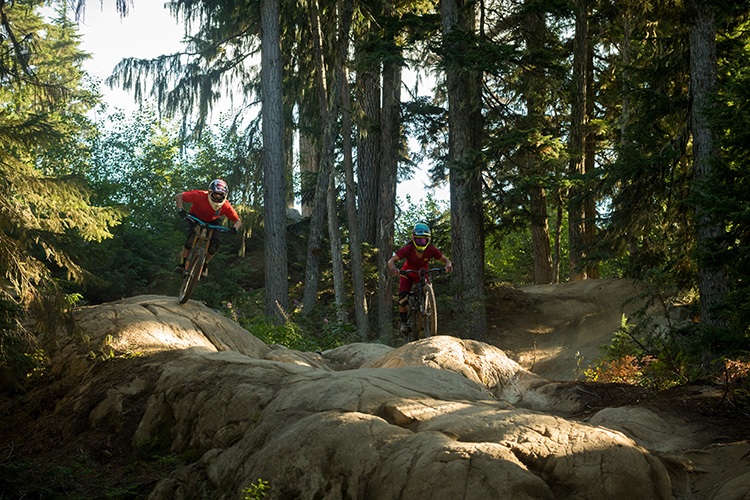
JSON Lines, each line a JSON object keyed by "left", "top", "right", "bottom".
{"left": 398, "top": 294, "right": 409, "bottom": 307}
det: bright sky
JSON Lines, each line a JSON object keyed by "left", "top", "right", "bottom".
{"left": 75, "top": 1, "right": 448, "bottom": 205}
{"left": 76, "top": 1, "right": 183, "bottom": 113}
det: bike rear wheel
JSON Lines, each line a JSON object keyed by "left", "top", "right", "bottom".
{"left": 420, "top": 283, "right": 437, "bottom": 338}
{"left": 178, "top": 246, "right": 205, "bottom": 304}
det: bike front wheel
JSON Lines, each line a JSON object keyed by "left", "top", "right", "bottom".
{"left": 420, "top": 283, "right": 437, "bottom": 338}
{"left": 178, "top": 246, "right": 205, "bottom": 304}
{"left": 408, "top": 293, "right": 422, "bottom": 341}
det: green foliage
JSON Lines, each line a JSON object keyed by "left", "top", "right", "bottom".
{"left": 228, "top": 303, "right": 358, "bottom": 353}
{"left": 77, "top": 110, "right": 260, "bottom": 305}
{"left": 395, "top": 194, "right": 451, "bottom": 253}
{"left": 485, "top": 229, "right": 534, "bottom": 285}
{"left": 582, "top": 314, "right": 687, "bottom": 390}
{"left": 0, "top": 453, "right": 182, "bottom": 500}
{"left": 216, "top": 282, "right": 361, "bottom": 352}
{"left": 590, "top": 2, "right": 696, "bottom": 290}
{"left": 0, "top": 3, "right": 122, "bottom": 400}
{"left": 242, "top": 479, "right": 269, "bottom": 500}
{"left": 699, "top": 14, "right": 750, "bottom": 344}
{"left": 0, "top": 2, "right": 124, "bottom": 305}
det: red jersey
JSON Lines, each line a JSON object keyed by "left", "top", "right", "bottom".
{"left": 182, "top": 190, "right": 239, "bottom": 224}
{"left": 395, "top": 242, "right": 443, "bottom": 271}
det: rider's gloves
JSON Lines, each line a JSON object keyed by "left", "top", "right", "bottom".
{"left": 178, "top": 208, "right": 187, "bottom": 219}
{"left": 230, "top": 227, "right": 238, "bottom": 235}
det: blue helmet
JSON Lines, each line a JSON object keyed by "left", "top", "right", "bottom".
{"left": 412, "top": 223, "right": 431, "bottom": 252}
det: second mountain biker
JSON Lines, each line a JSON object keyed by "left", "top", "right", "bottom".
{"left": 387, "top": 222, "right": 452, "bottom": 336}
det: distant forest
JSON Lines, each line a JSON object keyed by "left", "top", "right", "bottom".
{"left": 1, "top": 0, "right": 748, "bottom": 388}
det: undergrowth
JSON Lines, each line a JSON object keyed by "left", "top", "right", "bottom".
{"left": 581, "top": 280, "right": 750, "bottom": 415}
{"left": 219, "top": 290, "right": 360, "bottom": 352}
{"left": 0, "top": 453, "right": 184, "bottom": 500}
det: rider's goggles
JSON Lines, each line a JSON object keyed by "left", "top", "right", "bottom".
{"left": 210, "top": 192, "right": 226, "bottom": 203}
{"left": 414, "top": 237, "right": 429, "bottom": 247}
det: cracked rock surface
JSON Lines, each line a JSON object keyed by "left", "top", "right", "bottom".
{"left": 5, "top": 291, "right": 748, "bottom": 500}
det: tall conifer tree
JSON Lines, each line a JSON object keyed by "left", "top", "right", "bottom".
{"left": 0, "top": 2, "right": 122, "bottom": 303}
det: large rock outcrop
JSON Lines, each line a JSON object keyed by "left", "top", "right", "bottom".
{"left": 33, "top": 295, "right": 749, "bottom": 499}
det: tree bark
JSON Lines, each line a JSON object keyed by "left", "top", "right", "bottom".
{"left": 260, "top": 0, "right": 288, "bottom": 320}
{"left": 302, "top": 0, "right": 342, "bottom": 312}
{"left": 326, "top": 0, "right": 356, "bottom": 325}
{"left": 341, "top": 64, "right": 369, "bottom": 339}
{"left": 568, "top": 0, "right": 588, "bottom": 282}
{"left": 530, "top": 186, "right": 553, "bottom": 284}
{"left": 327, "top": 171, "right": 347, "bottom": 322}
{"left": 282, "top": 24, "right": 296, "bottom": 211}
{"left": 355, "top": 20, "right": 381, "bottom": 246}
{"left": 442, "top": 0, "right": 487, "bottom": 339}
{"left": 376, "top": 58, "right": 400, "bottom": 339}
{"left": 521, "top": 2, "right": 553, "bottom": 285}
{"left": 553, "top": 189, "right": 564, "bottom": 283}
{"left": 689, "top": 0, "right": 728, "bottom": 329}
{"left": 337, "top": 0, "right": 368, "bottom": 338}
{"left": 584, "top": 18, "right": 599, "bottom": 279}
{"left": 298, "top": 105, "right": 320, "bottom": 218}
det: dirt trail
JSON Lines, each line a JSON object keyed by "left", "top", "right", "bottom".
{"left": 485, "top": 278, "right": 649, "bottom": 380}
{"left": 484, "top": 278, "right": 750, "bottom": 499}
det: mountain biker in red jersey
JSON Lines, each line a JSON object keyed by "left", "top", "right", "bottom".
{"left": 174, "top": 179, "right": 242, "bottom": 276}
{"left": 387, "top": 222, "right": 452, "bottom": 334}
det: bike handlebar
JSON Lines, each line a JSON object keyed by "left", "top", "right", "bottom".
{"left": 186, "top": 214, "right": 232, "bottom": 233}
{"left": 399, "top": 267, "right": 446, "bottom": 277}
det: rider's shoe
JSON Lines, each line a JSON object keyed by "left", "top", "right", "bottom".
{"left": 174, "top": 262, "right": 185, "bottom": 274}
{"left": 400, "top": 322, "right": 410, "bottom": 334}
{"left": 201, "top": 264, "right": 209, "bottom": 278}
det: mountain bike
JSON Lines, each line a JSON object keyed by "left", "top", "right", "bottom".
{"left": 178, "top": 214, "right": 231, "bottom": 304}
{"left": 400, "top": 268, "right": 444, "bottom": 341}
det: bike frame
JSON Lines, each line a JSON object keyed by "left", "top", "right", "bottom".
{"left": 178, "top": 214, "right": 230, "bottom": 304}
{"left": 186, "top": 215, "right": 227, "bottom": 255}
{"left": 400, "top": 267, "right": 444, "bottom": 339}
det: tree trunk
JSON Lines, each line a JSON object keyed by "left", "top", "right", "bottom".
{"left": 376, "top": 58, "right": 400, "bottom": 339}
{"left": 260, "top": 0, "right": 288, "bottom": 320}
{"left": 689, "top": 0, "right": 728, "bottom": 330}
{"left": 521, "top": 3, "right": 553, "bottom": 285}
{"left": 584, "top": 20, "right": 599, "bottom": 279}
{"left": 621, "top": 9, "right": 639, "bottom": 257}
{"left": 327, "top": 171, "right": 347, "bottom": 322}
{"left": 341, "top": 64, "right": 369, "bottom": 339}
{"left": 530, "top": 186, "right": 553, "bottom": 284}
{"left": 553, "top": 189, "right": 564, "bottom": 283}
{"left": 442, "top": 0, "right": 487, "bottom": 339}
{"left": 284, "top": 113, "right": 295, "bottom": 210}
{"left": 326, "top": 0, "right": 356, "bottom": 325}
{"left": 337, "top": 0, "right": 368, "bottom": 338}
{"left": 298, "top": 106, "right": 320, "bottom": 218}
{"left": 568, "top": 0, "right": 588, "bottom": 282}
{"left": 302, "top": 0, "right": 342, "bottom": 312}
{"left": 355, "top": 21, "right": 381, "bottom": 246}
{"left": 282, "top": 26, "right": 296, "bottom": 212}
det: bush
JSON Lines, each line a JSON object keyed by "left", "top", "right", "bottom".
{"left": 221, "top": 293, "right": 359, "bottom": 352}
